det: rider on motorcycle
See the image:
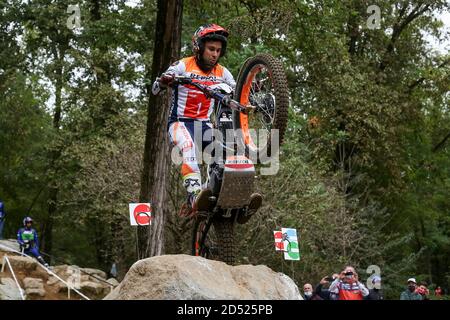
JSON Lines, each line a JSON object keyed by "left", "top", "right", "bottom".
{"left": 152, "top": 23, "right": 262, "bottom": 220}
{"left": 17, "top": 217, "right": 49, "bottom": 267}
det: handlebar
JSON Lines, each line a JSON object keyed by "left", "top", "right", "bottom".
{"left": 157, "top": 75, "right": 255, "bottom": 114}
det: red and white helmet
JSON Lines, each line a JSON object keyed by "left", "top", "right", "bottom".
{"left": 192, "top": 24, "right": 229, "bottom": 57}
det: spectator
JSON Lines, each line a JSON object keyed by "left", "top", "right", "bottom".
{"left": 110, "top": 262, "right": 118, "bottom": 279}
{"left": 400, "top": 278, "right": 423, "bottom": 300}
{"left": 0, "top": 201, "right": 5, "bottom": 240}
{"left": 302, "top": 283, "right": 315, "bottom": 300}
{"left": 329, "top": 266, "right": 369, "bottom": 300}
{"left": 17, "top": 216, "right": 49, "bottom": 267}
{"left": 365, "top": 275, "right": 383, "bottom": 300}
{"left": 416, "top": 282, "right": 430, "bottom": 300}
{"left": 314, "top": 274, "right": 339, "bottom": 300}
{"left": 434, "top": 286, "right": 443, "bottom": 298}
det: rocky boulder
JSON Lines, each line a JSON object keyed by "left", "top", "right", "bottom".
{"left": 29, "top": 268, "right": 50, "bottom": 281}
{"left": 49, "top": 271, "right": 113, "bottom": 298}
{"left": 23, "top": 277, "right": 43, "bottom": 289}
{"left": 1, "top": 241, "right": 114, "bottom": 300}
{"left": 47, "top": 276, "right": 60, "bottom": 286}
{"left": 51, "top": 265, "right": 72, "bottom": 278}
{"left": 51, "top": 264, "right": 68, "bottom": 273}
{"left": 50, "top": 265, "right": 107, "bottom": 282}
{"left": 0, "top": 240, "right": 21, "bottom": 253}
{"left": 81, "top": 268, "right": 107, "bottom": 280}
{"left": 0, "top": 277, "right": 24, "bottom": 300}
{"left": 106, "top": 278, "right": 120, "bottom": 287}
{"left": 79, "top": 281, "right": 105, "bottom": 296}
{"left": 105, "top": 254, "right": 302, "bottom": 300}
{"left": 6, "top": 256, "right": 37, "bottom": 272}
{"left": 23, "top": 277, "right": 45, "bottom": 297}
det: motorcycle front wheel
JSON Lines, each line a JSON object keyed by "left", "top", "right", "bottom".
{"left": 233, "top": 53, "right": 289, "bottom": 160}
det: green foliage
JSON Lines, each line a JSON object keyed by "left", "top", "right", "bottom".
{"left": 0, "top": 0, "right": 449, "bottom": 294}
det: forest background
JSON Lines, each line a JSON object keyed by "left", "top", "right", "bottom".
{"left": 1, "top": 0, "right": 449, "bottom": 299}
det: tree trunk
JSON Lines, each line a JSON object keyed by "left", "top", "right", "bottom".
{"left": 419, "top": 217, "right": 433, "bottom": 285}
{"left": 41, "top": 46, "right": 65, "bottom": 257}
{"left": 138, "top": 0, "right": 183, "bottom": 259}
{"left": 90, "top": 0, "right": 115, "bottom": 128}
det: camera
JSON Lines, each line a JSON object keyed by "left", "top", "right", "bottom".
{"left": 345, "top": 271, "right": 354, "bottom": 276}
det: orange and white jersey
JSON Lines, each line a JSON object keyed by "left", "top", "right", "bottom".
{"left": 152, "top": 56, "right": 235, "bottom": 124}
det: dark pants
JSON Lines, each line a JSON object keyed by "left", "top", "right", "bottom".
{"left": 0, "top": 218, "right": 4, "bottom": 240}
{"left": 24, "top": 246, "right": 47, "bottom": 266}
{"left": 24, "top": 246, "right": 41, "bottom": 258}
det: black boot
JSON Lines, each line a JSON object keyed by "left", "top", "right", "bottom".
{"left": 237, "top": 193, "right": 263, "bottom": 224}
{"left": 37, "top": 256, "right": 49, "bottom": 268}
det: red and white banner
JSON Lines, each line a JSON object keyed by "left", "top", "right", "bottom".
{"left": 273, "top": 230, "right": 284, "bottom": 251}
{"left": 129, "top": 203, "right": 152, "bottom": 226}
{"left": 273, "top": 228, "right": 300, "bottom": 261}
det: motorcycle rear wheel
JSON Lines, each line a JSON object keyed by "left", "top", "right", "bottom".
{"left": 191, "top": 215, "right": 235, "bottom": 265}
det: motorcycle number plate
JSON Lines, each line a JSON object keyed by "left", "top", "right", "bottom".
{"left": 216, "top": 156, "right": 255, "bottom": 209}
{"left": 224, "top": 156, "right": 255, "bottom": 172}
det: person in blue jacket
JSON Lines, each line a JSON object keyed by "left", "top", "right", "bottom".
{"left": 17, "top": 217, "right": 49, "bottom": 267}
{"left": 0, "top": 201, "right": 5, "bottom": 240}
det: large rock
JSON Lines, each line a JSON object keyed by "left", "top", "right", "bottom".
{"left": 81, "top": 268, "right": 107, "bottom": 280}
{"left": 29, "top": 268, "right": 49, "bottom": 281}
{"left": 106, "top": 278, "right": 120, "bottom": 287}
{"left": 54, "top": 271, "right": 90, "bottom": 283}
{"left": 23, "top": 277, "right": 43, "bottom": 289}
{"left": 100, "top": 279, "right": 119, "bottom": 296}
{"left": 105, "top": 255, "right": 302, "bottom": 300}
{"left": 0, "top": 252, "right": 5, "bottom": 267}
{"left": 47, "top": 276, "right": 60, "bottom": 286}
{"left": 0, "top": 277, "right": 24, "bottom": 300}
{"left": 0, "top": 240, "right": 21, "bottom": 253}
{"left": 53, "top": 279, "right": 109, "bottom": 298}
{"left": 52, "top": 264, "right": 69, "bottom": 273}
{"left": 25, "top": 288, "right": 45, "bottom": 297}
{"left": 52, "top": 264, "right": 78, "bottom": 275}
{"left": 52, "top": 276, "right": 100, "bottom": 292}
{"left": 6, "top": 256, "right": 37, "bottom": 272}
{"left": 53, "top": 279, "right": 79, "bottom": 293}
{"left": 51, "top": 265, "right": 107, "bottom": 282}
{"left": 79, "top": 275, "right": 90, "bottom": 282}
{"left": 79, "top": 281, "right": 106, "bottom": 296}
{"left": 55, "top": 281, "right": 69, "bottom": 293}
{"left": 47, "top": 274, "right": 79, "bottom": 287}
{"left": 23, "top": 277, "right": 45, "bottom": 298}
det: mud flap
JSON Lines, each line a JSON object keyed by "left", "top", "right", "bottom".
{"left": 216, "top": 156, "right": 255, "bottom": 209}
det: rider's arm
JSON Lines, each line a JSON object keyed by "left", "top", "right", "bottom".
{"left": 17, "top": 229, "right": 24, "bottom": 246}
{"left": 152, "top": 60, "right": 186, "bottom": 96}
{"left": 0, "top": 203, "right": 5, "bottom": 220}
{"left": 222, "top": 67, "right": 236, "bottom": 89}
{"left": 33, "top": 229, "right": 39, "bottom": 248}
